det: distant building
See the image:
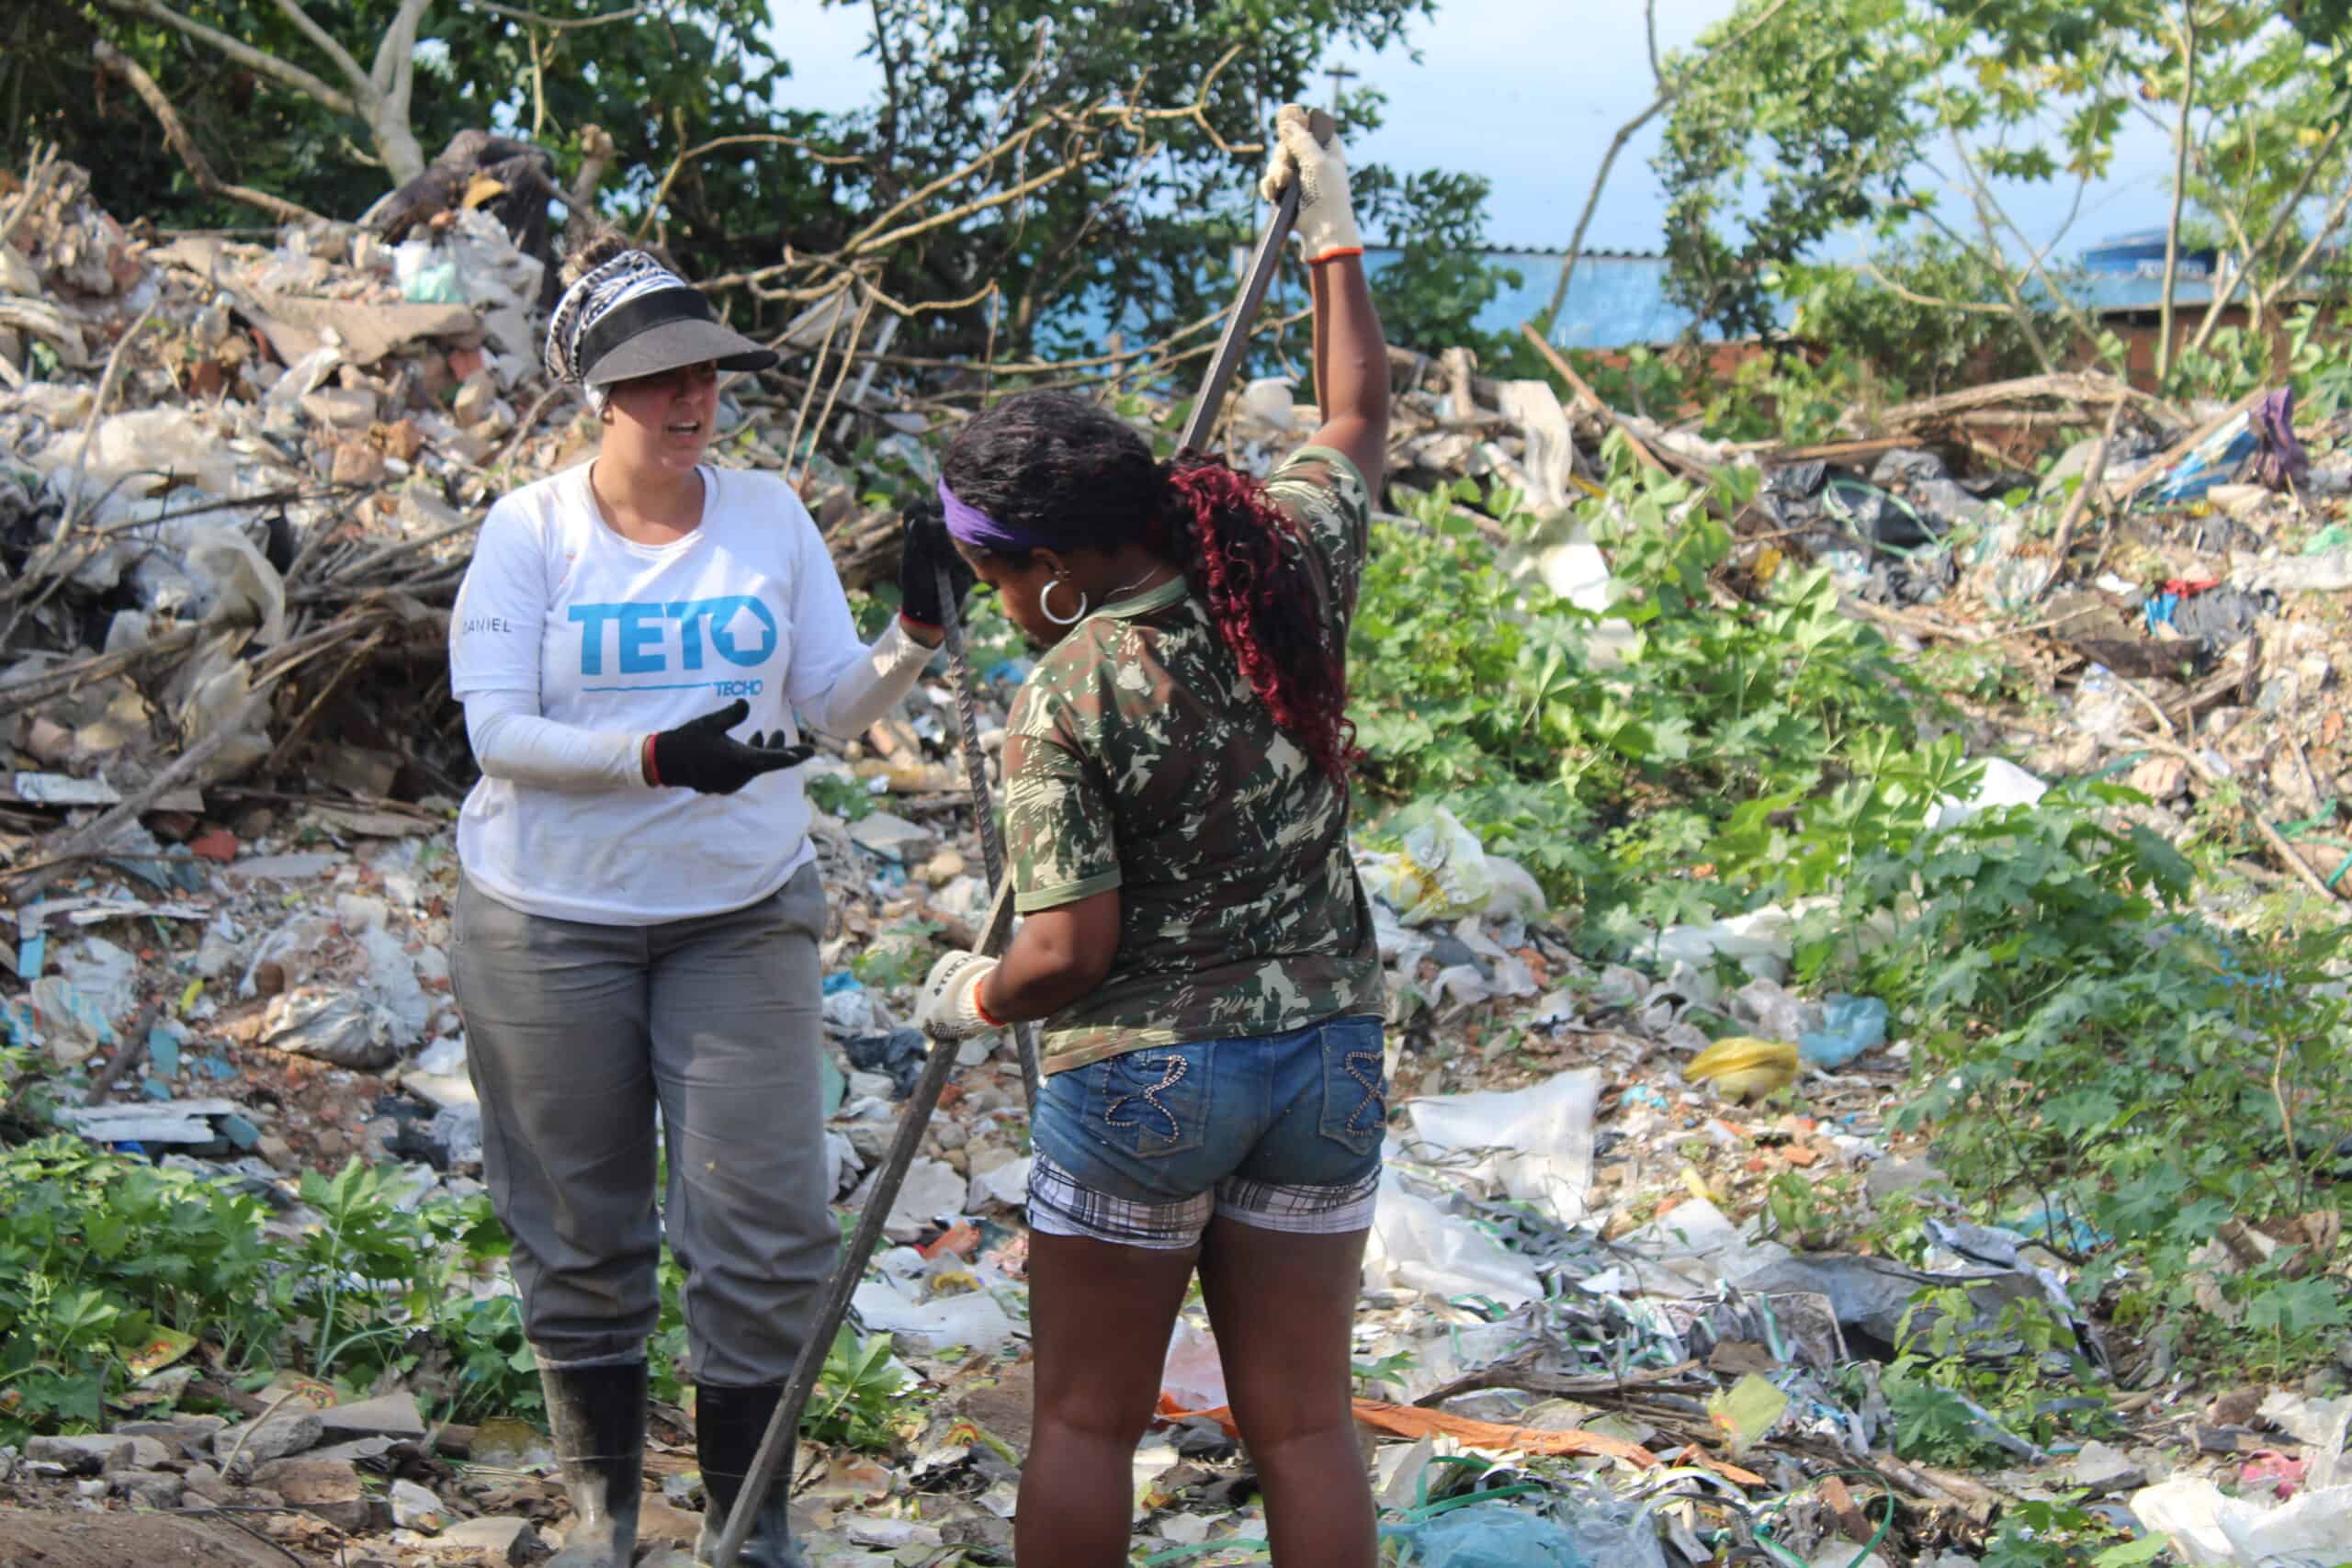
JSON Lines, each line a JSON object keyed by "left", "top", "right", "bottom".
{"left": 1364, "top": 229, "right": 2252, "bottom": 355}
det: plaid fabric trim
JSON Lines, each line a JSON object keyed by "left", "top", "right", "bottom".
{"left": 1025, "top": 1154, "right": 1212, "bottom": 1251}
{"left": 1215, "top": 1167, "right": 1381, "bottom": 1235}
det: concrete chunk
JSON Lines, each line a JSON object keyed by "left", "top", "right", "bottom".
{"left": 319, "top": 1390, "right": 424, "bottom": 1440}
{"left": 438, "top": 1515, "right": 537, "bottom": 1563}
{"left": 25, "top": 1434, "right": 130, "bottom": 1473}
{"left": 212, "top": 1409, "right": 322, "bottom": 1467}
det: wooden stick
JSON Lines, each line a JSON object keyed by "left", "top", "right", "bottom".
{"left": 84, "top": 998, "right": 165, "bottom": 1106}
{"left": 2028, "top": 398, "right": 2122, "bottom": 606}
{"left": 8, "top": 685, "right": 278, "bottom": 900}
{"left": 1518, "top": 321, "right": 1670, "bottom": 476}
{"left": 2139, "top": 734, "right": 2345, "bottom": 903}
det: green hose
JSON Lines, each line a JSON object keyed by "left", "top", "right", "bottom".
{"left": 1752, "top": 1468, "right": 1898, "bottom": 1568}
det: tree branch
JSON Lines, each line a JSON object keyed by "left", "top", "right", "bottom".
{"left": 92, "top": 42, "right": 330, "bottom": 227}
{"left": 1538, "top": 0, "right": 1794, "bottom": 340}
{"left": 2155, "top": 2, "right": 2198, "bottom": 383}
{"left": 455, "top": 0, "right": 650, "bottom": 28}
{"left": 96, "top": 0, "right": 357, "bottom": 117}
{"left": 266, "top": 0, "right": 369, "bottom": 100}
{"left": 2189, "top": 118, "right": 2349, "bottom": 354}
{"left": 1858, "top": 262, "right": 2015, "bottom": 315}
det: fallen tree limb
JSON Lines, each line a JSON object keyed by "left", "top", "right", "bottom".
{"left": 1878, "top": 372, "right": 2182, "bottom": 434}
{"left": 1518, "top": 321, "right": 1672, "bottom": 477}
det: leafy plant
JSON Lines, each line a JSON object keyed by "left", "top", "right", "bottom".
{"left": 808, "top": 773, "right": 877, "bottom": 823}
{"left": 0, "top": 1137, "right": 293, "bottom": 1438}
{"left": 804, "top": 1325, "right": 911, "bottom": 1450}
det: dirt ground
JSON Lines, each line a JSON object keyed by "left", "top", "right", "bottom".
{"left": 0, "top": 1505, "right": 345, "bottom": 1567}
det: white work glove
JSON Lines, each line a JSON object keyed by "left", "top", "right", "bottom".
{"left": 916, "top": 950, "right": 1001, "bottom": 1042}
{"left": 1258, "top": 103, "right": 1361, "bottom": 265}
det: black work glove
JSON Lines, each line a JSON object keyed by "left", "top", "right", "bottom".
{"left": 646, "top": 700, "right": 813, "bottom": 795}
{"left": 897, "top": 496, "right": 978, "bottom": 636}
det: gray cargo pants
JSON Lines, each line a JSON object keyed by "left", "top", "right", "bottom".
{"left": 449, "top": 864, "right": 834, "bottom": 1387}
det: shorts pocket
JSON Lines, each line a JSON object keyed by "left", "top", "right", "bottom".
{"left": 1086, "top": 1044, "right": 1213, "bottom": 1160}
{"left": 1317, "top": 1017, "right": 1388, "bottom": 1158}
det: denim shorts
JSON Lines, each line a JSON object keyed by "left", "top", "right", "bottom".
{"left": 1025, "top": 1014, "right": 1387, "bottom": 1250}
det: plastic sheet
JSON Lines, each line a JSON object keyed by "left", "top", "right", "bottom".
{"left": 1379, "top": 807, "right": 1495, "bottom": 927}
{"left": 1364, "top": 1168, "right": 1545, "bottom": 1305}
{"left": 1401, "top": 1068, "right": 1600, "bottom": 1219}
{"left": 1799, "top": 996, "right": 1889, "bottom": 1067}
{"left": 1386, "top": 1503, "right": 1597, "bottom": 1567}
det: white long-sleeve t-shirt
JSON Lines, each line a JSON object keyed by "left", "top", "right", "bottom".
{"left": 448, "top": 462, "right": 929, "bottom": 924}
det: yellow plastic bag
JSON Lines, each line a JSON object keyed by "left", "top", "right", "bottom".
{"left": 1684, "top": 1037, "right": 1799, "bottom": 1102}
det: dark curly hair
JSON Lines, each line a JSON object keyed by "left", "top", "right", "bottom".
{"left": 943, "top": 392, "right": 1360, "bottom": 784}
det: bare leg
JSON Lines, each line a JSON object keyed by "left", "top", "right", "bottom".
{"left": 1198, "top": 1217, "right": 1375, "bottom": 1568}
{"left": 1015, "top": 1232, "right": 1199, "bottom": 1567}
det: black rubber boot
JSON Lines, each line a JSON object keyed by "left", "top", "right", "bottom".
{"left": 694, "top": 1382, "right": 805, "bottom": 1568}
{"left": 538, "top": 1361, "right": 647, "bottom": 1568}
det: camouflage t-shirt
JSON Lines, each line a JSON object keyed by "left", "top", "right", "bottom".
{"left": 1003, "top": 445, "right": 1385, "bottom": 1074}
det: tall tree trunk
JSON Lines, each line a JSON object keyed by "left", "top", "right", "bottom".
{"left": 2155, "top": 3, "right": 2199, "bottom": 386}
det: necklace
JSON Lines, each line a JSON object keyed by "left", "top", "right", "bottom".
{"left": 1104, "top": 564, "right": 1168, "bottom": 603}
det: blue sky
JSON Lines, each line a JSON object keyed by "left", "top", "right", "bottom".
{"left": 767, "top": 0, "right": 2182, "bottom": 263}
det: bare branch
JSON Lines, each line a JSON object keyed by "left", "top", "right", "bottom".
{"left": 456, "top": 0, "right": 651, "bottom": 28}
{"left": 1537, "top": 0, "right": 1794, "bottom": 339}
{"left": 1859, "top": 262, "right": 2014, "bottom": 315}
{"left": 266, "top": 0, "right": 369, "bottom": 99}
{"left": 92, "top": 42, "right": 330, "bottom": 227}
{"left": 2155, "top": 1, "right": 2199, "bottom": 382}
{"left": 95, "top": 0, "right": 356, "bottom": 117}
{"left": 847, "top": 145, "right": 1109, "bottom": 257}
{"left": 2190, "top": 117, "right": 2350, "bottom": 354}
{"left": 2253, "top": 175, "right": 2352, "bottom": 321}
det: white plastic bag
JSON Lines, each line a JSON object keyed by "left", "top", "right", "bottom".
{"left": 1379, "top": 807, "right": 1493, "bottom": 927}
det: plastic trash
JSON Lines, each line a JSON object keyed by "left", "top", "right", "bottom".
{"left": 2132, "top": 1473, "right": 2352, "bottom": 1565}
{"left": 2143, "top": 410, "right": 2258, "bottom": 507}
{"left": 1482, "top": 854, "right": 1549, "bottom": 920}
{"left": 392, "top": 240, "right": 463, "bottom": 304}
{"left": 2247, "top": 386, "right": 2309, "bottom": 491}
{"left": 1799, "top": 995, "right": 1890, "bottom": 1067}
{"left": 1402, "top": 1068, "right": 1600, "bottom": 1219}
{"left": 1364, "top": 1169, "right": 1544, "bottom": 1306}
{"left": 1385, "top": 1502, "right": 1599, "bottom": 1568}
{"left": 1685, "top": 1037, "right": 1799, "bottom": 1101}
{"left": 843, "top": 1028, "right": 926, "bottom": 1098}
{"left": 1652, "top": 901, "right": 1819, "bottom": 982}
{"left": 1236, "top": 376, "right": 1297, "bottom": 434}
{"left": 1928, "top": 756, "right": 2048, "bottom": 830}
{"left": 848, "top": 1278, "right": 1014, "bottom": 1355}
{"left": 185, "top": 525, "right": 288, "bottom": 644}
{"left": 1379, "top": 807, "right": 1494, "bottom": 927}
{"left": 1731, "top": 977, "right": 1818, "bottom": 1043}
{"left": 1160, "top": 1320, "right": 1228, "bottom": 1412}
{"left": 2238, "top": 547, "right": 2352, "bottom": 595}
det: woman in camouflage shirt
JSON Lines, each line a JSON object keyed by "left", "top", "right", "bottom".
{"left": 915, "top": 106, "right": 1390, "bottom": 1567}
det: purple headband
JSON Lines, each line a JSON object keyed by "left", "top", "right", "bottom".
{"left": 938, "top": 478, "right": 1052, "bottom": 553}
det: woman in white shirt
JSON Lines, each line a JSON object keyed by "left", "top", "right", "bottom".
{"left": 447, "top": 241, "right": 971, "bottom": 1568}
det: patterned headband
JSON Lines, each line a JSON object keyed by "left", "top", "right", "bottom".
{"left": 544, "top": 250, "right": 695, "bottom": 387}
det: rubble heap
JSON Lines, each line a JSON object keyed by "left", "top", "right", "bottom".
{"left": 2, "top": 150, "right": 2350, "bottom": 1568}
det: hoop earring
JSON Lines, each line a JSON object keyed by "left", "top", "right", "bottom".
{"left": 1040, "top": 578, "right": 1089, "bottom": 626}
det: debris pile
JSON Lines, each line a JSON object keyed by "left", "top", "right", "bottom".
{"left": 4, "top": 149, "right": 2351, "bottom": 1568}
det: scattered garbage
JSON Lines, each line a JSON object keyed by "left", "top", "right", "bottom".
{"left": 1798, "top": 996, "right": 1888, "bottom": 1068}
{"left": 6, "top": 136, "right": 2352, "bottom": 1568}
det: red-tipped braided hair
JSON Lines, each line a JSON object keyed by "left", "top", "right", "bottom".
{"left": 1159, "top": 454, "right": 1361, "bottom": 783}
{"left": 939, "top": 392, "right": 1360, "bottom": 784}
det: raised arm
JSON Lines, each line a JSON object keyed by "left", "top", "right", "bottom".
{"left": 1261, "top": 105, "right": 1388, "bottom": 489}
